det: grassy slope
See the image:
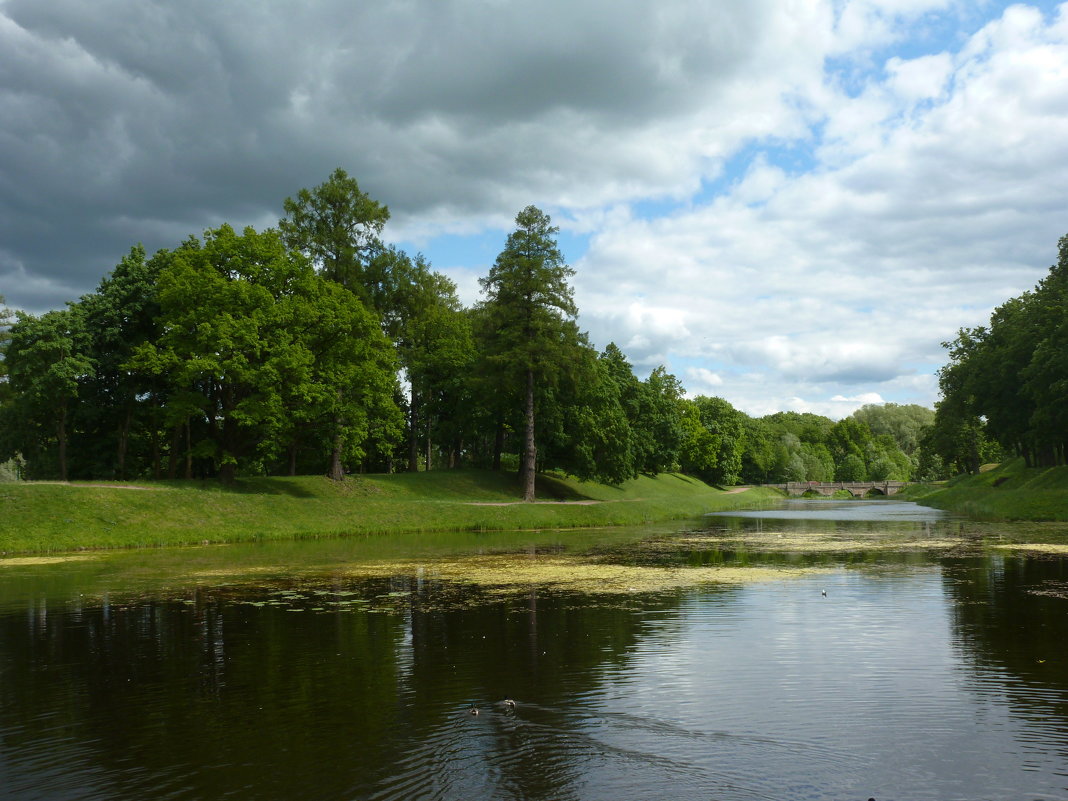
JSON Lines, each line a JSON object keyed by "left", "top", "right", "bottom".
{"left": 0, "top": 470, "right": 778, "bottom": 554}
{"left": 903, "top": 458, "right": 1068, "bottom": 521}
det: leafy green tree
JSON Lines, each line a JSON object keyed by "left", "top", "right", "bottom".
{"left": 925, "top": 397, "right": 998, "bottom": 475}
{"left": 552, "top": 344, "right": 637, "bottom": 485}
{"left": 740, "top": 417, "right": 776, "bottom": 483}
{"left": 679, "top": 399, "right": 718, "bottom": 480}
{"left": 800, "top": 442, "right": 835, "bottom": 481}
{"left": 851, "top": 403, "right": 934, "bottom": 457}
{"left": 680, "top": 396, "right": 746, "bottom": 485}
{"left": 2, "top": 307, "right": 92, "bottom": 480}
{"left": 296, "top": 277, "right": 401, "bottom": 479}
{"left": 130, "top": 224, "right": 399, "bottom": 483}
{"left": 279, "top": 168, "right": 390, "bottom": 296}
{"left": 835, "top": 452, "right": 867, "bottom": 482}
{"left": 637, "top": 366, "right": 685, "bottom": 474}
{"left": 399, "top": 273, "right": 474, "bottom": 471}
{"left": 73, "top": 246, "right": 169, "bottom": 478}
{"left": 762, "top": 411, "right": 834, "bottom": 445}
{"left": 479, "top": 206, "right": 578, "bottom": 501}
{"left": 828, "top": 417, "right": 872, "bottom": 468}
{"left": 1020, "top": 234, "right": 1068, "bottom": 464}
{"left": 931, "top": 233, "right": 1068, "bottom": 469}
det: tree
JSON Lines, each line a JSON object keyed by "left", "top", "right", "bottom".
{"left": 636, "top": 364, "right": 685, "bottom": 474}
{"left": 129, "top": 224, "right": 399, "bottom": 483}
{"left": 479, "top": 206, "right": 578, "bottom": 501}
{"left": 279, "top": 168, "right": 390, "bottom": 296}
{"left": 835, "top": 453, "right": 867, "bottom": 482}
{"left": 679, "top": 396, "right": 746, "bottom": 485}
{"left": 74, "top": 246, "right": 168, "bottom": 478}
{"left": 851, "top": 403, "right": 934, "bottom": 458}
{"left": 398, "top": 272, "right": 474, "bottom": 471}
{"left": 295, "top": 278, "right": 401, "bottom": 480}
{"left": 930, "top": 233, "right": 1068, "bottom": 469}
{"left": 2, "top": 308, "right": 92, "bottom": 480}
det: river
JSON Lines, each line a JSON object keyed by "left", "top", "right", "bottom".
{"left": 2, "top": 499, "right": 1068, "bottom": 800}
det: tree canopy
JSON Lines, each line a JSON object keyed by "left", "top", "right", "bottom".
{"left": 926, "top": 233, "right": 1068, "bottom": 471}
{"left": 0, "top": 170, "right": 944, "bottom": 493}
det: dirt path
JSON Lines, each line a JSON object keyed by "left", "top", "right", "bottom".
{"left": 22, "top": 482, "right": 166, "bottom": 490}
{"left": 464, "top": 498, "right": 644, "bottom": 507}
{"left": 466, "top": 486, "right": 752, "bottom": 506}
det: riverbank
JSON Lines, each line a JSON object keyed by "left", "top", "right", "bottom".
{"left": 902, "top": 458, "right": 1068, "bottom": 521}
{"left": 0, "top": 470, "right": 779, "bottom": 555}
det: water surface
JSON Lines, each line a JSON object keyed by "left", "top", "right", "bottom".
{"left": 3, "top": 499, "right": 1068, "bottom": 800}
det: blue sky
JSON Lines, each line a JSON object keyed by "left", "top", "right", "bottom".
{"left": 3, "top": 0, "right": 1068, "bottom": 417}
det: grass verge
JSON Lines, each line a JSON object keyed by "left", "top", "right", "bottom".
{"left": 0, "top": 470, "right": 780, "bottom": 554}
{"left": 902, "top": 458, "right": 1068, "bottom": 521}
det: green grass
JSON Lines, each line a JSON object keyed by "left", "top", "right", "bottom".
{"left": 902, "top": 458, "right": 1068, "bottom": 521}
{"left": 0, "top": 470, "right": 780, "bottom": 554}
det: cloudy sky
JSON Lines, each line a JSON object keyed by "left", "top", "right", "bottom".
{"left": 2, "top": 0, "right": 1067, "bottom": 418}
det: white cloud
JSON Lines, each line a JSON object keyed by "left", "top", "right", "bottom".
{"left": 3, "top": 0, "right": 1067, "bottom": 419}
{"left": 685, "top": 367, "right": 725, "bottom": 395}
{"left": 574, "top": 1, "right": 1068, "bottom": 413}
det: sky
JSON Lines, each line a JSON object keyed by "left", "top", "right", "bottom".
{"left": 2, "top": 0, "right": 1067, "bottom": 419}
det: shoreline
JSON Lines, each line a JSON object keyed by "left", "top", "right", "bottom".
{"left": 0, "top": 471, "right": 776, "bottom": 556}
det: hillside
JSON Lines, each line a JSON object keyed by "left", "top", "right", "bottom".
{"left": 903, "top": 459, "right": 1068, "bottom": 521}
{"left": 0, "top": 470, "right": 777, "bottom": 554}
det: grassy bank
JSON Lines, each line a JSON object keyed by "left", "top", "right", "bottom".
{"left": 0, "top": 470, "right": 779, "bottom": 554}
{"left": 903, "top": 458, "right": 1068, "bottom": 521}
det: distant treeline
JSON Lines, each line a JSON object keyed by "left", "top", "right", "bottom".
{"left": 0, "top": 170, "right": 940, "bottom": 487}
{"left": 928, "top": 234, "right": 1068, "bottom": 473}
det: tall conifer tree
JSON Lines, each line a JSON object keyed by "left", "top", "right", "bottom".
{"left": 479, "top": 206, "right": 576, "bottom": 501}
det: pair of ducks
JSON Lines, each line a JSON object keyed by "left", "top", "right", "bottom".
{"left": 469, "top": 699, "right": 516, "bottom": 716}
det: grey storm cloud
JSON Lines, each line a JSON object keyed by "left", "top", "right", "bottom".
{"left": 0, "top": 0, "right": 788, "bottom": 311}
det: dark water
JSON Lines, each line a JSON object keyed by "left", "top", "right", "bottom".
{"left": 3, "top": 501, "right": 1068, "bottom": 800}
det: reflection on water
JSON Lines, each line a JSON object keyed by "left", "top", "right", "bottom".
{"left": 3, "top": 501, "right": 1068, "bottom": 800}
{"left": 707, "top": 498, "right": 952, "bottom": 522}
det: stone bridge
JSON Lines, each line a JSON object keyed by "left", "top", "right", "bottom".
{"left": 764, "top": 481, "right": 907, "bottom": 497}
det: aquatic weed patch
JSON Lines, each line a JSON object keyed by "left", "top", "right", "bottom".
{"left": 995, "top": 543, "right": 1068, "bottom": 555}
{"left": 678, "top": 531, "right": 965, "bottom": 553}
{"left": 331, "top": 553, "right": 823, "bottom": 595}
{"left": 0, "top": 554, "right": 101, "bottom": 566}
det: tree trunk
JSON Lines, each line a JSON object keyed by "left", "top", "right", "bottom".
{"left": 425, "top": 430, "right": 432, "bottom": 472}
{"left": 328, "top": 425, "right": 345, "bottom": 481}
{"left": 408, "top": 388, "right": 420, "bottom": 472}
{"left": 522, "top": 367, "right": 536, "bottom": 502}
{"left": 288, "top": 439, "right": 298, "bottom": 476}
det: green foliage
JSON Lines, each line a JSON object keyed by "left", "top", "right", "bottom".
{"left": 279, "top": 167, "right": 390, "bottom": 295}
{"left": 129, "top": 224, "right": 399, "bottom": 482}
{"left": 478, "top": 205, "right": 580, "bottom": 499}
{"left": 851, "top": 403, "right": 933, "bottom": 456}
{"left": 835, "top": 452, "right": 867, "bottom": 482}
{"left": 637, "top": 366, "right": 685, "bottom": 473}
{"left": 1, "top": 307, "right": 93, "bottom": 480}
{"left": 930, "top": 233, "right": 1068, "bottom": 470}
{"left": 678, "top": 396, "right": 746, "bottom": 485}
{"left": 0, "top": 170, "right": 941, "bottom": 500}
